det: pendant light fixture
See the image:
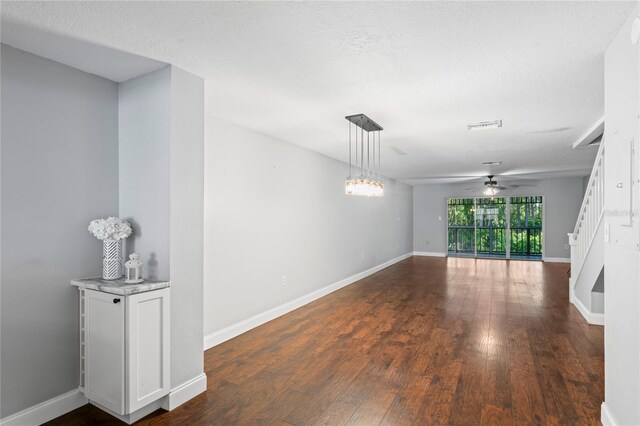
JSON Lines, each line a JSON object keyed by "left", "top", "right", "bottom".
{"left": 345, "top": 114, "right": 384, "bottom": 197}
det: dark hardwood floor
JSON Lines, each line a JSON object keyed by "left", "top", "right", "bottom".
{"left": 47, "top": 256, "right": 604, "bottom": 425}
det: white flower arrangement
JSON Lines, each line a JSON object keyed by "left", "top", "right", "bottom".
{"left": 88, "top": 217, "right": 132, "bottom": 241}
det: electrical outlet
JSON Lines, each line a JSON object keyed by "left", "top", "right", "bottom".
{"left": 282, "top": 275, "right": 287, "bottom": 286}
{"left": 361, "top": 254, "right": 365, "bottom": 262}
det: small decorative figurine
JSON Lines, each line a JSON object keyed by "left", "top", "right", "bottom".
{"left": 124, "top": 253, "right": 144, "bottom": 284}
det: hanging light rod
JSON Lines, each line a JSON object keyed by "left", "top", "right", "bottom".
{"left": 345, "top": 114, "right": 383, "bottom": 132}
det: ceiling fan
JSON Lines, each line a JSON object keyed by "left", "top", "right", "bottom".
{"left": 465, "top": 175, "right": 519, "bottom": 196}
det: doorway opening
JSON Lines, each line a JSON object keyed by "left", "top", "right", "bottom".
{"left": 447, "top": 196, "right": 543, "bottom": 260}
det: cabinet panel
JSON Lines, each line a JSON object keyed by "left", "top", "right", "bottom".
{"left": 127, "top": 288, "right": 170, "bottom": 413}
{"left": 84, "top": 289, "right": 125, "bottom": 414}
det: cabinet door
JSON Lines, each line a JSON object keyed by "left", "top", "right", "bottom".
{"left": 127, "top": 288, "right": 170, "bottom": 413}
{"left": 84, "top": 289, "right": 125, "bottom": 414}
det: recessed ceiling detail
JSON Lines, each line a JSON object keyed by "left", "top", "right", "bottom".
{"left": 467, "top": 120, "right": 503, "bottom": 131}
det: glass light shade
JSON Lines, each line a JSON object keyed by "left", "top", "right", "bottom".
{"left": 345, "top": 177, "right": 384, "bottom": 197}
{"left": 483, "top": 186, "right": 500, "bottom": 196}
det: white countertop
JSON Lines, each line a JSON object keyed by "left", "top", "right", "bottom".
{"left": 71, "top": 277, "right": 170, "bottom": 295}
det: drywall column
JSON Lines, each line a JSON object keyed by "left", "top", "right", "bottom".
{"left": 168, "top": 67, "right": 205, "bottom": 392}
{"left": 119, "top": 66, "right": 171, "bottom": 280}
{"left": 602, "top": 4, "right": 640, "bottom": 425}
{"left": 0, "top": 44, "right": 119, "bottom": 418}
{"left": 119, "top": 65, "right": 204, "bottom": 403}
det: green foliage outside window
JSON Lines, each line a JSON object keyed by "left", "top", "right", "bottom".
{"left": 509, "top": 196, "right": 542, "bottom": 256}
{"left": 447, "top": 196, "right": 543, "bottom": 257}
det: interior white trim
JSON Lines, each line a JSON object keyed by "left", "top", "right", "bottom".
{"left": 571, "top": 292, "right": 591, "bottom": 322}
{"left": 573, "top": 116, "right": 604, "bottom": 149}
{"left": 590, "top": 312, "right": 605, "bottom": 326}
{"left": 204, "top": 252, "right": 413, "bottom": 350}
{"left": 91, "top": 398, "right": 164, "bottom": 425}
{"left": 0, "top": 388, "right": 87, "bottom": 426}
{"left": 161, "top": 373, "right": 207, "bottom": 411}
{"left": 0, "top": 373, "right": 209, "bottom": 426}
{"left": 601, "top": 402, "right": 618, "bottom": 426}
{"left": 543, "top": 257, "right": 571, "bottom": 263}
{"left": 412, "top": 251, "right": 447, "bottom": 257}
{"left": 570, "top": 292, "right": 604, "bottom": 326}
{"left": 569, "top": 284, "right": 576, "bottom": 303}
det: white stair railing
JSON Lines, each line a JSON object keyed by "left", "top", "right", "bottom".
{"left": 569, "top": 140, "right": 605, "bottom": 284}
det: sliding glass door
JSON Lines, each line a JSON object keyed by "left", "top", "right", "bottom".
{"left": 475, "top": 197, "right": 507, "bottom": 258}
{"left": 447, "top": 198, "right": 475, "bottom": 256}
{"left": 447, "top": 196, "right": 543, "bottom": 260}
{"left": 509, "top": 196, "right": 543, "bottom": 259}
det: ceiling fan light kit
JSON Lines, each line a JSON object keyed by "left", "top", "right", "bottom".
{"left": 483, "top": 186, "right": 500, "bottom": 196}
{"left": 482, "top": 175, "right": 501, "bottom": 195}
{"left": 464, "top": 175, "right": 518, "bottom": 196}
{"left": 345, "top": 114, "right": 384, "bottom": 197}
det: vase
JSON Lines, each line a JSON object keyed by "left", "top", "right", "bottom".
{"left": 103, "top": 239, "right": 123, "bottom": 280}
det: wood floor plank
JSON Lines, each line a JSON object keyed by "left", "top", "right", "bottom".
{"left": 46, "top": 257, "right": 604, "bottom": 426}
{"left": 345, "top": 383, "right": 396, "bottom": 426}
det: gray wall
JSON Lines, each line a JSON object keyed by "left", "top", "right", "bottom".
{"left": 119, "top": 66, "right": 171, "bottom": 280}
{"left": 204, "top": 116, "right": 413, "bottom": 335}
{"left": 0, "top": 44, "right": 119, "bottom": 417}
{"left": 413, "top": 177, "right": 584, "bottom": 259}
{"left": 168, "top": 66, "right": 204, "bottom": 388}
{"left": 603, "top": 4, "right": 640, "bottom": 425}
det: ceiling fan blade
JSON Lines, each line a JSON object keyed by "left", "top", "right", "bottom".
{"left": 465, "top": 186, "right": 485, "bottom": 191}
{"left": 401, "top": 175, "right": 482, "bottom": 183}
{"left": 507, "top": 183, "right": 537, "bottom": 187}
{"left": 495, "top": 174, "right": 539, "bottom": 184}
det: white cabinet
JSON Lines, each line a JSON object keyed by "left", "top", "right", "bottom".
{"left": 82, "top": 289, "right": 126, "bottom": 413}
{"left": 78, "top": 286, "right": 170, "bottom": 417}
{"left": 127, "top": 289, "right": 170, "bottom": 412}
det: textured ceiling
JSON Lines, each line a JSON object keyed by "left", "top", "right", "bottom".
{"left": 1, "top": 1, "right": 635, "bottom": 184}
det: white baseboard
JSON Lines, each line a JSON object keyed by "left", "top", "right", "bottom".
{"left": 590, "top": 312, "right": 605, "bottom": 326}
{"left": 543, "top": 257, "right": 571, "bottom": 263}
{"left": 93, "top": 373, "right": 207, "bottom": 424}
{"left": 569, "top": 283, "right": 575, "bottom": 302}
{"left": 161, "top": 373, "right": 207, "bottom": 411}
{"left": 571, "top": 294, "right": 604, "bottom": 326}
{"left": 412, "top": 251, "right": 446, "bottom": 257}
{"left": 91, "top": 399, "right": 164, "bottom": 425}
{"left": 0, "top": 374, "right": 208, "bottom": 425}
{"left": 0, "top": 388, "right": 87, "bottom": 426}
{"left": 571, "top": 293, "right": 591, "bottom": 323}
{"left": 601, "top": 402, "right": 618, "bottom": 426}
{"left": 204, "top": 252, "right": 413, "bottom": 350}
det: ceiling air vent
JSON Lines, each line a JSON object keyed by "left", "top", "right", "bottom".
{"left": 482, "top": 161, "right": 502, "bottom": 166}
{"left": 467, "top": 120, "right": 502, "bottom": 131}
